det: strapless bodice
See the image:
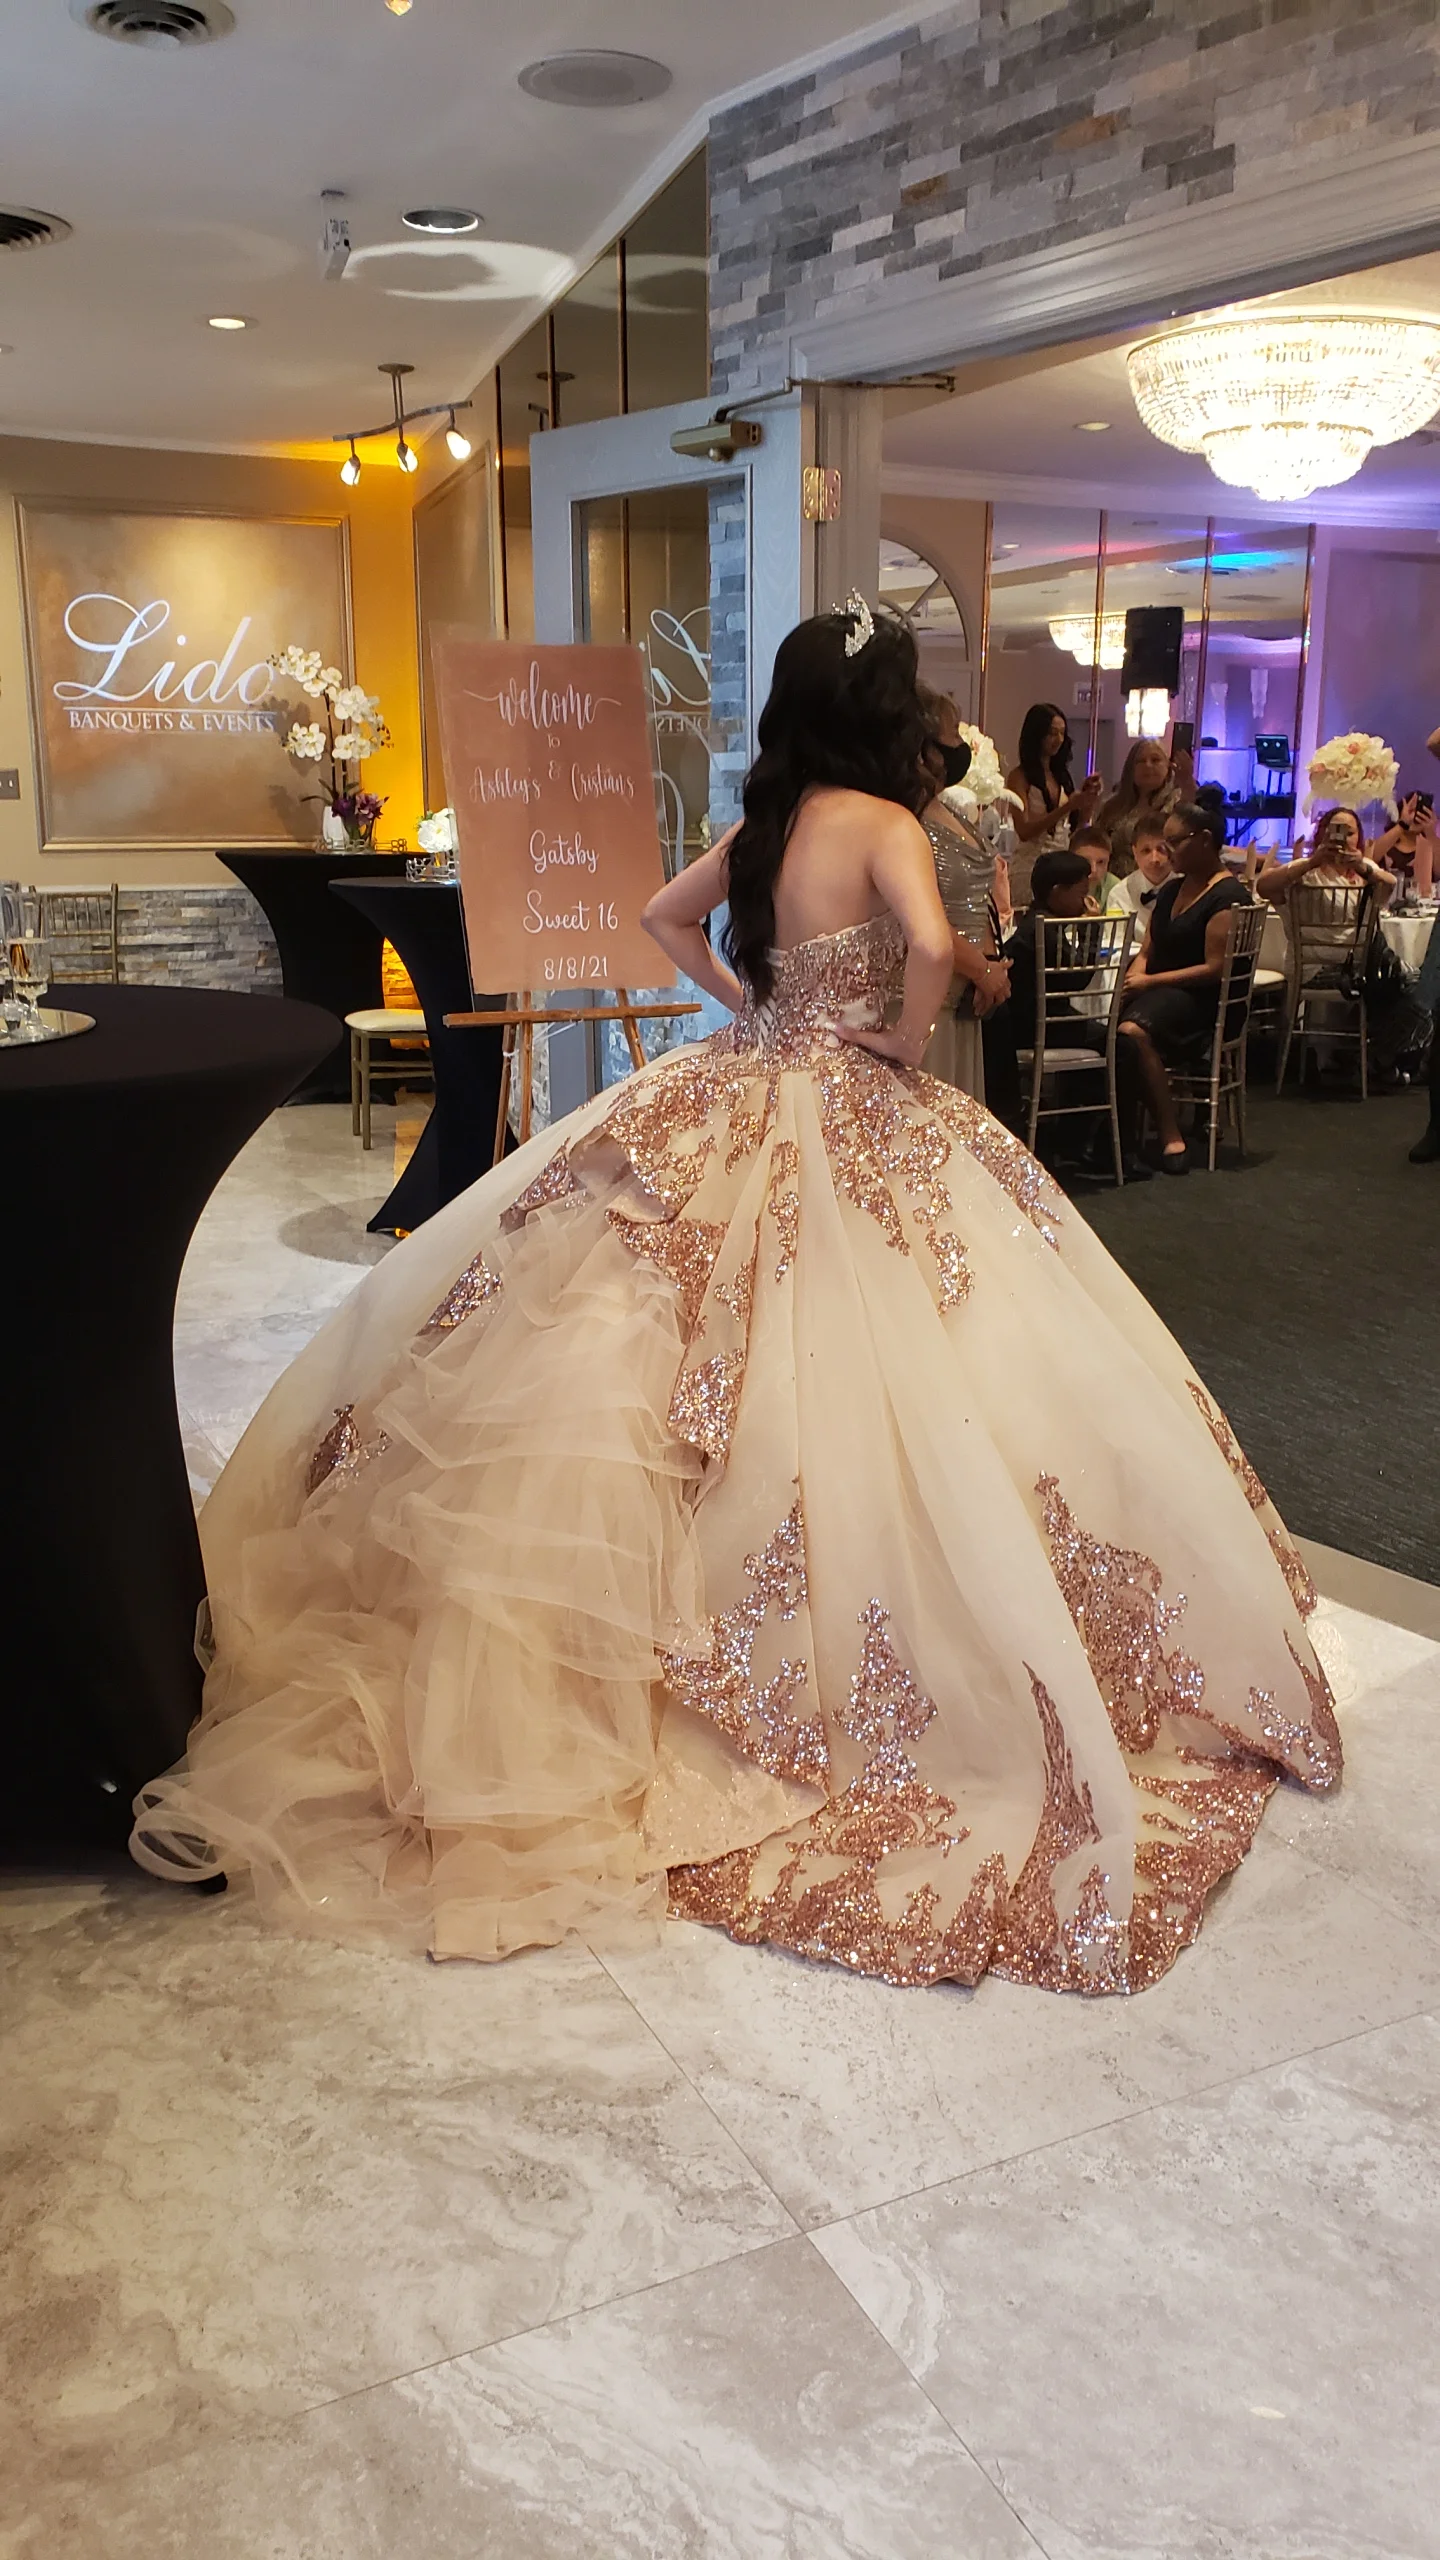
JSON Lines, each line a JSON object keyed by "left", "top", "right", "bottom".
{"left": 727, "top": 914, "right": 905, "bottom": 1064}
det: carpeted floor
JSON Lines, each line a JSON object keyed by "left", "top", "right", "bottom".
{"left": 1077, "top": 1079, "right": 1439, "bottom": 1584}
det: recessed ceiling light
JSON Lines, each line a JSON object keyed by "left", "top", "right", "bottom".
{"left": 402, "top": 207, "right": 481, "bottom": 234}
{"left": 997, "top": 541, "right": 1020, "bottom": 552}
{"left": 1075, "top": 419, "right": 1111, "bottom": 432}
{"left": 207, "top": 313, "right": 251, "bottom": 329}
{"left": 518, "top": 49, "right": 671, "bottom": 107}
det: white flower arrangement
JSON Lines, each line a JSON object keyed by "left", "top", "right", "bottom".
{"left": 1304, "top": 731, "right": 1398, "bottom": 819}
{"left": 943, "top": 722, "right": 1023, "bottom": 815}
{"left": 271, "top": 645, "right": 323, "bottom": 687}
{"left": 267, "top": 645, "right": 392, "bottom": 843}
{"left": 332, "top": 684, "right": 380, "bottom": 726}
{"left": 416, "top": 806, "right": 458, "bottom": 857}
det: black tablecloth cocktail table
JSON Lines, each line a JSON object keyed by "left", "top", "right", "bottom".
{"left": 0, "top": 983, "right": 337, "bottom": 1849}
{"left": 331, "top": 879, "right": 507, "bottom": 1235}
{"left": 219, "top": 848, "right": 410, "bottom": 1101}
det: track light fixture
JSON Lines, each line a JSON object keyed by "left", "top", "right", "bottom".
{"left": 331, "top": 362, "right": 473, "bottom": 483}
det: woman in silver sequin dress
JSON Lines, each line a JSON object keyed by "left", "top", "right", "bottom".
{"left": 916, "top": 687, "right": 1008, "bottom": 1100}
{"left": 132, "top": 605, "right": 1341, "bottom": 1995}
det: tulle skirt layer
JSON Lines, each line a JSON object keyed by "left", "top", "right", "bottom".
{"left": 133, "top": 1019, "right": 1341, "bottom": 1993}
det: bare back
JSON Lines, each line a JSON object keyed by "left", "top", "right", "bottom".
{"left": 766, "top": 786, "right": 920, "bottom": 949}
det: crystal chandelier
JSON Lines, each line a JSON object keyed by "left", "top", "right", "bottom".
{"left": 1126, "top": 316, "right": 1440, "bottom": 503}
{"left": 1048, "top": 611, "right": 1126, "bottom": 668}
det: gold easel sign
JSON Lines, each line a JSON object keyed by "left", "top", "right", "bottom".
{"left": 431, "top": 635, "right": 677, "bottom": 992}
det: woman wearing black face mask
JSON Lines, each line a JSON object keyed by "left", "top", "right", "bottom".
{"left": 916, "top": 685, "right": 1009, "bottom": 1098}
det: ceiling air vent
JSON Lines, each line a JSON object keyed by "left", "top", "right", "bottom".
{"left": 0, "top": 206, "right": 72, "bottom": 252}
{"left": 71, "top": 0, "right": 235, "bottom": 47}
{"left": 518, "top": 51, "right": 671, "bottom": 108}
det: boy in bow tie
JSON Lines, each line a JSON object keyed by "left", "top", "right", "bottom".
{"left": 1103, "top": 816, "right": 1174, "bottom": 921}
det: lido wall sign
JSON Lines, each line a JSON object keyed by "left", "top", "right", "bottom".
{"left": 18, "top": 502, "right": 351, "bottom": 850}
{"left": 53, "top": 594, "right": 279, "bottom": 732}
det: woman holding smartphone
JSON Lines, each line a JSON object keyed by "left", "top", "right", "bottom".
{"left": 1371, "top": 790, "right": 1436, "bottom": 899}
{"left": 1003, "top": 704, "right": 1103, "bottom": 912}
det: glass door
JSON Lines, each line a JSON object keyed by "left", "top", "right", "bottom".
{"left": 528, "top": 392, "right": 805, "bottom": 1105}
{"left": 573, "top": 477, "right": 745, "bottom": 1086}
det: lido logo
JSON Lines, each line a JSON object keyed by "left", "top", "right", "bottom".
{"left": 54, "top": 593, "right": 275, "bottom": 711}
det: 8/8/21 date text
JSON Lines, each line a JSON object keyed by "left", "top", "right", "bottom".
{"left": 524, "top": 889, "right": 620, "bottom": 983}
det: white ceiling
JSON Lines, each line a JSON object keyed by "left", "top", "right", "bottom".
{"left": 0, "top": 0, "right": 901, "bottom": 452}
{"left": 885, "top": 256, "right": 1440, "bottom": 530}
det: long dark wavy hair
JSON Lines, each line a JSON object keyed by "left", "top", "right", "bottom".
{"left": 723, "top": 608, "right": 929, "bottom": 1001}
{"left": 1016, "top": 701, "right": 1075, "bottom": 803}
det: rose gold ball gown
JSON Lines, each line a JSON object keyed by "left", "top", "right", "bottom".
{"left": 132, "top": 914, "right": 1339, "bottom": 1993}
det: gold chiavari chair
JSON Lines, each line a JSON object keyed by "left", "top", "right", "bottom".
{"left": 39, "top": 884, "right": 121, "bottom": 983}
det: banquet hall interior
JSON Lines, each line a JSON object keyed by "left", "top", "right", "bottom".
{"left": 4, "top": 4, "right": 1440, "bottom": 2557}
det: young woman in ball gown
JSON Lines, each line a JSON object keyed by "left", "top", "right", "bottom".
{"left": 132, "top": 604, "right": 1338, "bottom": 1995}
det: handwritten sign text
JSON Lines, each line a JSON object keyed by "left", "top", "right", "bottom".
{"left": 432, "top": 638, "right": 673, "bottom": 992}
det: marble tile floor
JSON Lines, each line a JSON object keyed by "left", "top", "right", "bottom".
{"left": 172, "top": 1098, "right": 411, "bottom": 1501}
{"left": 5, "top": 1099, "right": 1440, "bottom": 2559}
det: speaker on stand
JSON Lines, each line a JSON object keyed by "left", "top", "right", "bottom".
{"left": 1121, "top": 605, "right": 1185, "bottom": 741}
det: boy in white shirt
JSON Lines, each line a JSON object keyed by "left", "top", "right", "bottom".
{"left": 1105, "top": 814, "right": 1174, "bottom": 923}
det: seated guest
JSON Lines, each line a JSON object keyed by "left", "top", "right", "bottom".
{"left": 1119, "top": 804, "right": 1252, "bottom": 1175}
{"left": 1370, "top": 790, "right": 1436, "bottom": 900}
{"left": 1005, "top": 850, "right": 1148, "bottom": 1177}
{"left": 1259, "top": 805, "right": 1395, "bottom": 913}
{"left": 1258, "top": 805, "right": 1395, "bottom": 981}
{"left": 1004, "top": 849, "right": 1093, "bottom": 1050}
{"left": 1104, "top": 814, "right": 1173, "bottom": 921}
{"left": 1262, "top": 804, "right": 1429, "bottom": 1081}
{"left": 1097, "top": 735, "right": 1192, "bottom": 877}
{"left": 1069, "top": 821, "right": 1118, "bottom": 912}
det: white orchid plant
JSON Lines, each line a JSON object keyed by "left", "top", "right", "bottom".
{"left": 268, "top": 645, "right": 393, "bottom": 845}
{"left": 1304, "top": 731, "right": 1399, "bottom": 820}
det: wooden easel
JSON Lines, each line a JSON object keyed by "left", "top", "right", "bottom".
{"left": 444, "top": 989, "right": 702, "bottom": 1157}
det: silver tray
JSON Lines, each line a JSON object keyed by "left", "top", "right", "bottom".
{"left": 0, "top": 1005, "right": 97, "bottom": 1049}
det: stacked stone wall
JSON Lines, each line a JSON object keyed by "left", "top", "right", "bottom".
{"left": 711, "top": 0, "right": 1440, "bottom": 392}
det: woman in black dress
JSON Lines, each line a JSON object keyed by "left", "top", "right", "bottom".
{"left": 1119, "top": 803, "right": 1249, "bottom": 1175}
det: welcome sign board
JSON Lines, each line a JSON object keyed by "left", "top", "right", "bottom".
{"left": 432, "top": 635, "right": 675, "bottom": 992}
{"left": 19, "top": 502, "right": 351, "bottom": 850}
